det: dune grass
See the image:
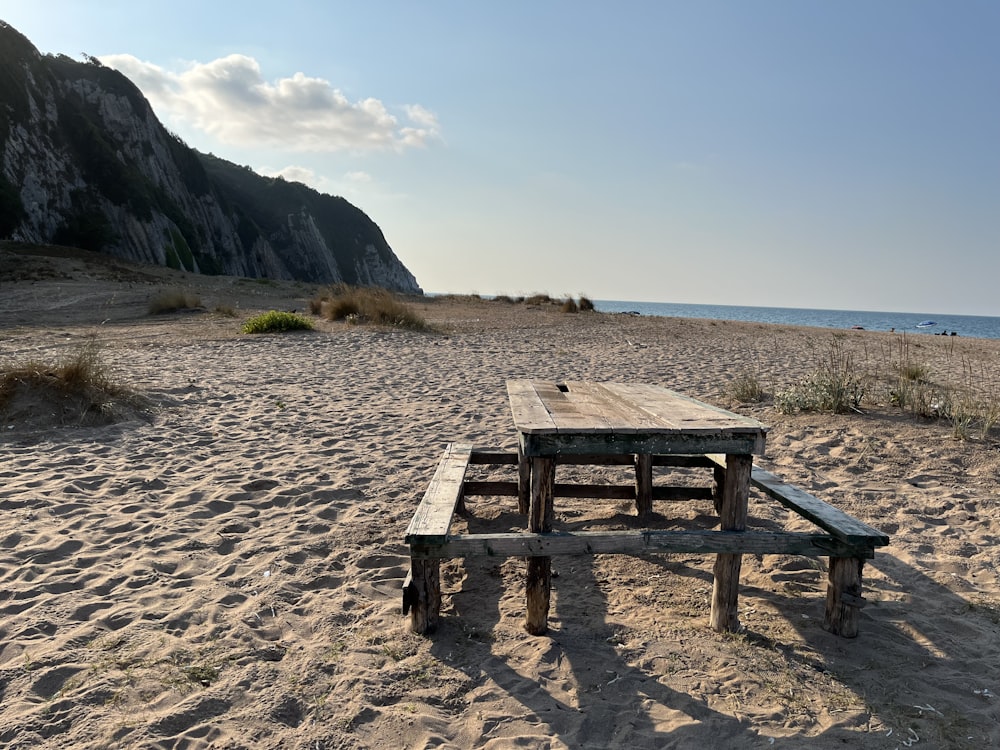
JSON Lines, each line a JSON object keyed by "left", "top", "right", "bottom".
{"left": 0, "top": 340, "right": 144, "bottom": 427}
{"left": 770, "top": 333, "right": 1000, "bottom": 439}
{"left": 311, "top": 285, "right": 431, "bottom": 331}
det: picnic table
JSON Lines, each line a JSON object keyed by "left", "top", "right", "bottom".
{"left": 507, "top": 379, "right": 768, "bottom": 634}
{"left": 403, "top": 380, "right": 889, "bottom": 638}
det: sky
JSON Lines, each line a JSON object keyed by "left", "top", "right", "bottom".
{"left": 2, "top": 1, "right": 998, "bottom": 315}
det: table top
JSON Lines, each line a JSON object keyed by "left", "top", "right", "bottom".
{"left": 507, "top": 379, "right": 768, "bottom": 456}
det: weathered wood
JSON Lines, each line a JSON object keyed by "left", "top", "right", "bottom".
{"left": 635, "top": 453, "right": 653, "bottom": 517}
{"left": 825, "top": 557, "right": 865, "bottom": 637}
{"left": 403, "top": 555, "right": 440, "bottom": 634}
{"left": 404, "top": 443, "right": 473, "bottom": 545}
{"left": 549, "top": 454, "right": 713, "bottom": 467}
{"left": 412, "top": 529, "right": 875, "bottom": 559}
{"left": 712, "top": 463, "right": 726, "bottom": 515}
{"left": 525, "top": 456, "right": 555, "bottom": 635}
{"left": 507, "top": 379, "right": 558, "bottom": 434}
{"left": 517, "top": 444, "right": 530, "bottom": 514}
{"left": 704, "top": 454, "right": 889, "bottom": 546}
{"left": 710, "top": 454, "right": 751, "bottom": 633}
{"left": 462, "top": 480, "right": 714, "bottom": 501}
{"left": 469, "top": 451, "right": 519, "bottom": 465}
{"left": 463, "top": 480, "right": 520, "bottom": 497}
{"left": 508, "top": 380, "right": 768, "bottom": 452}
{"left": 521, "top": 431, "right": 764, "bottom": 459}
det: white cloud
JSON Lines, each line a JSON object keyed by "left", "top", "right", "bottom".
{"left": 101, "top": 53, "right": 440, "bottom": 152}
{"left": 260, "top": 165, "right": 323, "bottom": 188}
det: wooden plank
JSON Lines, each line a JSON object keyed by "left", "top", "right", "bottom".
{"left": 598, "top": 382, "right": 768, "bottom": 454}
{"left": 469, "top": 450, "right": 519, "bottom": 465}
{"left": 536, "top": 381, "right": 612, "bottom": 433}
{"left": 404, "top": 443, "right": 473, "bottom": 544}
{"left": 521, "top": 431, "right": 762, "bottom": 459}
{"left": 410, "top": 529, "right": 875, "bottom": 559}
{"left": 553, "top": 454, "right": 713, "bottom": 467}
{"left": 463, "top": 480, "right": 520, "bottom": 497}
{"left": 561, "top": 381, "right": 659, "bottom": 432}
{"left": 704, "top": 455, "right": 889, "bottom": 546}
{"left": 507, "top": 379, "right": 558, "bottom": 434}
{"left": 461, "top": 483, "right": 714, "bottom": 501}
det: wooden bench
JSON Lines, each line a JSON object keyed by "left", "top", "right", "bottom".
{"left": 403, "top": 444, "right": 889, "bottom": 637}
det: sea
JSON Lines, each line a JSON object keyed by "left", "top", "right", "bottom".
{"left": 592, "top": 301, "right": 1000, "bottom": 341}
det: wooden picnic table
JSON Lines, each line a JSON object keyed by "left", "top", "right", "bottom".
{"left": 507, "top": 379, "right": 769, "bottom": 635}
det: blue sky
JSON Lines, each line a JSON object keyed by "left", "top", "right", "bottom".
{"left": 3, "top": 1, "right": 998, "bottom": 314}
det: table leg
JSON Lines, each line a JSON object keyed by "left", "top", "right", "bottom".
{"left": 635, "top": 453, "right": 653, "bottom": 518}
{"left": 710, "top": 453, "right": 751, "bottom": 633}
{"left": 517, "top": 444, "right": 530, "bottom": 514}
{"left": 525, "top": 456, "right": 555, "bottom": 635}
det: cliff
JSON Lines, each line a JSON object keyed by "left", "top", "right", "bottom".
{"left": 0, "top": 21, "right": 422, "bottom": 293}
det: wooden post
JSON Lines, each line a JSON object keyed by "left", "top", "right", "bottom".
{"left": 824, "top": 557, "right": 864, "bottom": 638}
{"left": 635, "top": 453, "right": 653, "bottom": 518}
{"left": 403, "top": 550, "right": 440, "bottom": 634}
{"left": 525, "top": 456, "right": 555, "bottom": 635}
{"left": 712, "top": 464, "right": 726, "bottom": 515}
{"left": 710, "top": 454, "right": 751, "bottom": 633}
{"left": 517, "top": 444, "right": 531, "bottom": 514}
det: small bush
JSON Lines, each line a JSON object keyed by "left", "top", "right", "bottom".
{"left": 241, "top": 311, "right": 314, "bottom": 334}
{"left": 776, "top": 371, "right": 866, "bottom": 414}
{"left": 312, "top": 286, "right": 430, "bottom": 331}
{"left": 578, "top": 296, "right": 595, "bottom": 312}
{"left": 149, "top": 289, "right": 202, "bottom": 314}
{"left": 775, "top": 338, "right": 866, "bottom": 414}
{"left": 728, "top": 367, "right": 767, "bottom": 404}
{"left": 560, "top": 297, "right": 579, "bottom": 313}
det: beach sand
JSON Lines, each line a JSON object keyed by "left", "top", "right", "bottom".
{"left": 2, "top": 246, "right": 999, "bottom": 748}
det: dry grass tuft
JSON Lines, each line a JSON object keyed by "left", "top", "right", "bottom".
{"left": 0, "top": 340, "right": 146, "bottom": 428}
{"left": 312, "top": 285, "right": 431, "bottom": 331}
{"left": 148, "top": 289, "right": 202, "bottom": 315}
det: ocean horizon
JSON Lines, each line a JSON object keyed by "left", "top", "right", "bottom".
{"left": 592, "top": 300, "right": 1000, "bottom": 341}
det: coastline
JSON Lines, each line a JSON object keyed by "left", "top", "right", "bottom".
{"left": 2, "top": 252, "right": 1000, "bottom": 748}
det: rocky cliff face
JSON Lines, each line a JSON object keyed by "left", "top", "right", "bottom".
{"left": 0, "top": 21, "right": 422, "bottom": 293}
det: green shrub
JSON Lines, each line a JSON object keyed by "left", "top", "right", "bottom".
{"left": 241, "top": 310, "right": 314, "bottom": 334}
{"left": 775, "top": 338, "right": 866, "bottom": 414}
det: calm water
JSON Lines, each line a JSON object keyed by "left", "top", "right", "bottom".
{"left": 593, "top": 301, "right": 1000, "bottom": 341}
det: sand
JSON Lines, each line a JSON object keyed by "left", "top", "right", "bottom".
{"left": 1, "top": 247, "right": 999, "bottom": 749}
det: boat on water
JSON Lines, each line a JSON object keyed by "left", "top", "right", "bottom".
{"left": 916, "top": 320, "right": 936, "bottom": 328}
